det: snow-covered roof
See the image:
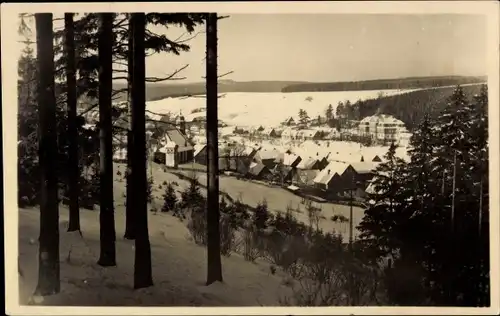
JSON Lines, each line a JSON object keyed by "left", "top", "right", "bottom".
{"left": 350, "top": 161, "right": 378, "bottom": 174}
{"left": 359, "top": 114, "right": 406, "bottom": 127}
{"left": 296, "top": 156, "right": 319, "bottom": 169}
{"left": 275, "top": 152, "right": 301, "bottom": 166}
{"left": 313, "top": 161, "right": 349, "bottom": 185}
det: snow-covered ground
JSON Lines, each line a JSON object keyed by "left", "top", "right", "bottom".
{"left": 147, "top": 90, "right": 417, "bottom": 128}
{"left": 18, "top": 206, "right": 294, "bottom": 307}
{"left": 17, "top": 161, "right": 364, "bottom": 307}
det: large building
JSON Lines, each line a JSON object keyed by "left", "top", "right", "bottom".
{"left": 152, "top": 115, "right": 194, "bottom": 168}
{"left": 357, "top": 114, "right": 408, "bottom": 144}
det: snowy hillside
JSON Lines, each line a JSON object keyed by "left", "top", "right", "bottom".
{"left": 147, "top": 89, "right": 417, "bottom": 128}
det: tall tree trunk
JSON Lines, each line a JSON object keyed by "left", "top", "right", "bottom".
{"left": 64, "top": 13, "right": 80, "bottom": 232}
{"left": 205, "top": 13, "right": 223, "bottom": 285}
{"left": 97, "top": 13, "right": 116, "bottom": 267}
{"left": 131, "top": 13, "right": 153, "bottom": 289}
{"left": 34, "top": 13, "right": 60, "bottom": 296}
{"left": 124, "top": 14, "right": 136, "bottom": 240}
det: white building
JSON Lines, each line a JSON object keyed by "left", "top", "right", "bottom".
{"left": 358, "top": 114, "right": 408, "bottom": 144}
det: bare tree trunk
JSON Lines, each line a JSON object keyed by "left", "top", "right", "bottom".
{"left": 97, "top": 13, "right": 116, "bottom": 267}
{"left": 206, "top": 12, "right": 223, "bottom": 285}
{"left": 34, "top": 13, "right": 60, "bottom": 296}
{"left": 64, "top": 13, "right": 80, "bottom": 233}
{"left": 131, "top": 13, "right": 153, "bottom": 289}
{"left": 124, "top": 14, "right": 136, "bottom": 240}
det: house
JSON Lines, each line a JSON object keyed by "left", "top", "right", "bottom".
{"left": 302, "top": 129, "right": 322, "bottom": 140}
{"left": 324, "top": 129, "right": 340, "bottom": 140}
{"left": 329, "top": 151, "right": 365, "bottom": 163}
{"left": 312, "top": 161, "right": 350, "bottom": 192}
{"left": 261, "top": 127, "right": 278, "bottom": 138}
{"left": 296, "top": 156, "right": 321, "bottom": 170}
{"left": 317, "top": 153, "right": 331, "bottom": 170}
{"left": 254, "top": 148, "right": 281, "bottom": 169}
{"left": 275, "top": 153, "right": 302, "bottom": 168}
{"left": 272, "top": 164, "right": 296, "bottom": 184}
{"left": 281, "top": 128, "right": 298, "bottom": 141}
{"left": 247, "top": 161, "right": 273, "bottom": 180}
{"left": 293, "top": 169, "right": 320, "bottom": 186}
{"left": 281, "top": 116, "right": 296, "bottom": 126}
{"left": 152, "top": 122, "right": 194, "bottom": 167}
{"left": 358, "top": 114, "right": 408, "bottom": 144}
{"left": 349, "top": 161, "right": 378, "bottom": 182}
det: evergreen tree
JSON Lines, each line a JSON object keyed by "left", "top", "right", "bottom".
{"left": 205, "top": 12, "right": 223, "bottom": 285}
{"left": 358, "top": 85, "right": 490, "bottom": 306}
{"left": 253, "top": 199, "right": 270, "bottom": 231}
{"left": 97, "top": 13, "right": 117, "bottom": 267}
{"left": 325, "top": 104, "right": 333, "bottom": 121}
{"left": 298, "top": 108, "right": 309, "bottom": 126}
{"left": 161, "top": 182, "right": 177, "bottom": 212}
{"left": 130, "top": 12, "right": 153, "bottom": 289}
{"left": 64, "top": 13, "right": 81, "bottom": 232}
{"left": 181, "top": 177, "right": 205, "bottom": 209}
{"left": 34, "top": 12, "right": 61, "bottom": 296}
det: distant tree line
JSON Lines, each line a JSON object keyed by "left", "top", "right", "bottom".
{"left": 281, "top": 76, "right": 486, "bottom": 93}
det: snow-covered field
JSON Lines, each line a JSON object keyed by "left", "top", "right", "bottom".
{"left": 147, "top": 90, "right": 417, "bottom": 128}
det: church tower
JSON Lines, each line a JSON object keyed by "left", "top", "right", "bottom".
{"left": 177, "top": 111, "right": 186, "bottom": 135}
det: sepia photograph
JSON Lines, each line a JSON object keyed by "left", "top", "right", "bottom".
{"left": 2, "top": 1, "right": 499, "bottom": 315}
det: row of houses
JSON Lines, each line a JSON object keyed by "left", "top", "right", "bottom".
{"left": 233, "top": 114, "right": 411, "bottom": 144}
{"left": 191, "top": 142, "right": 385, "bottom": 201}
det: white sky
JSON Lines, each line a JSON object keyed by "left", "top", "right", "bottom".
{"left": 16, "top": 13, "right": 487, "bottom": 83}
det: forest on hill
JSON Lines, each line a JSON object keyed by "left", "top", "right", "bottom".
{"left": 109, "top": 76, "right": 486, "bottom": 104}
{"left": 331, "top": 84, "right": 484, "bottom": 131}
{"left": 281, "top": 76, "right": 486, "bottom": 93}
{"left": 111, "top": 80, "right": 311, "bottom": 102}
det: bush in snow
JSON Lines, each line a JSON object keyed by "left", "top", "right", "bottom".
{"left": 161, "top": 182, "right": 177, "bottom": 213}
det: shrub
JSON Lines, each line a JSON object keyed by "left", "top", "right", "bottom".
{"left": 220, "top": 213, "right": 237, "bottom": 257}
{"left": 241, "top": 226, "right": 264, "bottom": 262}
{"left": 223, "top": 198, "right": 250, "bottom": 228}
{"left": 187, "top": 206, "right": 206, "bottom": 245}
{"left": 186, "top": 203, "right": 238, "bottom": 257}
{"left": 253, "top": 198, "right": 271, "bottom": 231}
{"left": 146, "top": 176, "right": 154, "bottom": 203}
{"left": 161, "top": 182, "right": 177, "bottom": 213}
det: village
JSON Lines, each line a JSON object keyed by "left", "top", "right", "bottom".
{"left": 105, "top": 106, "right": 412, "bottom": 208}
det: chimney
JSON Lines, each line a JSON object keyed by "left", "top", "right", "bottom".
{"left": 327, "top": 169, "right": 331, "bottom": 174}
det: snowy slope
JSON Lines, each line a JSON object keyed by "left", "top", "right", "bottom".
{"left": 18, "top": 207, "right": 293, "bottom": 307}
{"left": 147, "top": 89, "right": 416, "bottom": 128}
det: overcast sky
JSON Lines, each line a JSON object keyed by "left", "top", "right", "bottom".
{"left": 18, "top": 13, "right": 487, "bottom": 83}
{"left": 148, "top": 14, "right": 487, "bottom": 83}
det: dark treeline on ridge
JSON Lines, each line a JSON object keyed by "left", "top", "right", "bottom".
{"left": 108, "top": 75, "right": 485, "bottom": 103}
{"left": 281, "top": 75, "right": 486, "bottom": 93}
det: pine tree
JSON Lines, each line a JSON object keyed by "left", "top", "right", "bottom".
{"left": 161, "top": 182, "right": 177, "bottom": 212}
{"left": 325, "top": 104, "right": 333, "bottom": 121}
{"left": 64, "top": 13, "right": 81, "bottom": 232}
{"left": 205, "top": 12, "right": 223, "bottom": 285}
{"left": 298, "top": 109, "right": 309, "bottom": 126}
{"left": 97, "top": 13, "right": 117, "bottom": 267}
{"left": 253, "top": 199, "right": 270, "bottom": 231}
{"left": 358, "top": 142, "right": 408, "bottom": 259}
{"left": 130, "top": 12, "right": 154, "bottom": 289}
{"left": 34, "top": 12, "right": 60, "bottom": 296}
